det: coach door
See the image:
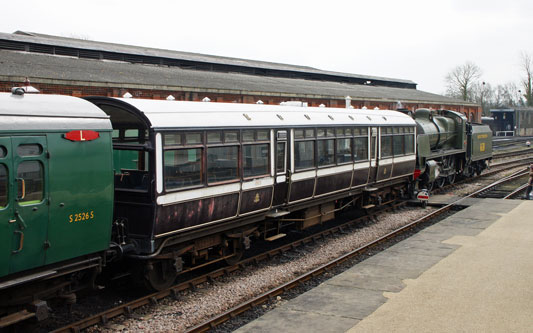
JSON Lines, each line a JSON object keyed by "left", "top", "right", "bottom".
{"left": 8, "top": 136, "right": 49, "bottom": 274}
{"left": 368, "top": 127, "right": 378, "bottom": 184}
{"left": 0, "top": 137, "right": 13, "bottom": 276}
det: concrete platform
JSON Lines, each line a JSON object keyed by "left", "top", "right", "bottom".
{"left": 235, "top": 199, "right": 533, "bottom": 333}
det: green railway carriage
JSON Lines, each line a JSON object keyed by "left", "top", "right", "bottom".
{"left": 0, "top": 91, "right": 114, "bottom": 278}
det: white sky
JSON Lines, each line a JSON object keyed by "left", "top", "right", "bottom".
{"left": 1, "top": 0, "right": 531, "bottom": 94}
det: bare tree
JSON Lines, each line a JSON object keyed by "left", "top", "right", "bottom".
{"left": 493, "top": 82, "right": 521, "bottom": 108}
{"left": 445, "top": 61, "right": 482, "bottom": 102}
{"left": 520, "top": 51, "right": 533, "bottom": 106}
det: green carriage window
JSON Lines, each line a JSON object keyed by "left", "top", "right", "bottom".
{"left": 353, "top": 137, "right": 368, "bottom": 161}
{"left": 0, "top": 164, "right": 7, "bottom": 208}
{"left": 164, "top": 148, "right": 202, "bottom": 190}
{"left": 17, "top": 144, "right": 42, "bottom": 157}
{"left": 393, "top": 135, "right": 405, "bottom": 155}
{"left": 243, "top": 144, "right": 269, "bottom": 178}
{"left": 0, "top": 146, "right": 5, "bottom": 158}
{"left": 295, "top": 141, "right": 315, "bottom": 170}
{"left": 336, "top": 138, "right": 352, "bottom": 164}
{"left": 207, "top": 146, "right": 239, "bottom": 183}
{"left": 17, "top": 161, "right": 43, "bottom": 205}
{"left": 317, "top": 139, "right": 334, "bottom": 166}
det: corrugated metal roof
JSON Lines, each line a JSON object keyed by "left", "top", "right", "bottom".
{"left": 0, "top": 49, "right": 470, "bottom": 105}
{"left": 1, "top": 31, "right": 415, "bottom": 88}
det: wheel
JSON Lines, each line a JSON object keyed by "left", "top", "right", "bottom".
{"left": 144, "top": 260, "right": 177, "bottom": 291}
{"left": 435, "top": 177, "right": 446, "bottom": 188}
{"left": 447, "top": 172, "right": 456, "bottom": 184}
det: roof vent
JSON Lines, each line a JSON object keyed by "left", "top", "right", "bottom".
{"left": 166, "top": 95, "right": 176, "bottom": 101}
{"left": 345, "top": 96, "right": 352, "bottom": 109}
{"left": 319, "top": 104, "right": 326, "bottom": 108}
{"left": 202, "top": 97, "right": 211, "bottom": 102}
{"left": 11, "top": 87, "right": 25, "bottom": 96}
{"left": 304, "top": 114, "right": 311, "bottom": 120}
{"left": 374, "top": 107, "right": 380, "bottom": 110}
{"left": 123, "top": 92, "right": 132, "bottom": 98}
{"left": 256, "top": 100, "right": 264, "bottom": 104}
{"left": 243, "top": 113, "right": 251, "bottom": 121}
{"left": 348, "top": 115, "right": 354, "bottom": 121}
{"left": 328, "top": 115, "right": 334, "bottom": 120}
{"left": 276, "top": 114, "right": 284, "bottom": 120}
{"left": 362, "top": 106, "right": 368, "bottom": 110}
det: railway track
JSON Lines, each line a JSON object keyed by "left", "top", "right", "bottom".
{"left": 51, "top": 155, "right": 533, "bottom": 333}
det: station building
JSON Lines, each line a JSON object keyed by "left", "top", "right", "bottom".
{"left": 0, "top": 31, "right": 481, "bottom": 121}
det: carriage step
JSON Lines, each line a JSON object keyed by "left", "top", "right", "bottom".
{"left": 265, "top": 233, "right": 286, "bottom": 241}
{"left": 362, "top": 204, "right": 375, "bottom": 209}
{"left": 265, "top": 210, "right": 290, "bottom": 218}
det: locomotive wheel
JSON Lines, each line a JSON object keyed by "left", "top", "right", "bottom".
{"left": 435, "top": 177, "right": 446, "bottom": 188}
{"left": 447, "top": 172, "right": 456, "bottom": 184}
{"left": 144, "top": 260, "right": 177, "bottom": 291}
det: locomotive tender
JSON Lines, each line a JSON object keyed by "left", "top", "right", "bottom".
{"left": 0, "top": 90, "right": 491, "bottom": 326}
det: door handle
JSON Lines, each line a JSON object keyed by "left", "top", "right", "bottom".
{"left": 16, "top": 178, "right": 26, "bottom": 200}
{"left": 8, "top": 219, "right": 16, "bottom": 223}
{"left": 12, "top": 230, "right": 24, "bottom": 254}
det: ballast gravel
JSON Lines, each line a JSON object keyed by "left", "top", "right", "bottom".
{"left": 87, "top": 206, "right": 436, "bottom": 332}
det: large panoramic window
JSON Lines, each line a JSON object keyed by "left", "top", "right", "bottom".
{"left": 295, "top": 141, "right": 315, "bottom": 170}
{"left": 164, "top": 148, "right": 202, "bottom": 190}
{"left": 207, "top": 146, "right": 239, "bottom": 183}
{"left": 243, "top": 144, "right": 269, "bottom": 178}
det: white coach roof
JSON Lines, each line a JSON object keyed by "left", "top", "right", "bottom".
{"left": 106, "top": 98, "right": 416, "bottom": 129}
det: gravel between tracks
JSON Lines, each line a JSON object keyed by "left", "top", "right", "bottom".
{"left": 87, "top": 206, "right": 436, "bottom": 332}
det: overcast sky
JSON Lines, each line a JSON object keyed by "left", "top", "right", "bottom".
{"left": 1, "top": 0, "right": 531, "bottom": 94}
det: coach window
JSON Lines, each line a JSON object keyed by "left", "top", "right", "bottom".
{"left": 243, "top": 130, "right": 270, "bottom": 178}
{"left": 17, "top": 161, "right": 43, "bottom": 205}
{"left": 381, "top": 127, "right": 393, "bottom": 158}
{"left": 0, "top": 164, "right": 7, "bottom": 208}
{"left": 405, "top": 127, "right": 415, "bottom": 154}
{"left": 393, "top": 127, "right": 405, "bottom": 156}
{"left": 164, "top": 148, "right": 202, "bottom": 190}
{"left": 276, "top": 142, "right": 286, "bottom": 173}
{"left": 317, "top": 128, "right": 334, "bottom": 166}
{"left": 163, "top": 133, "right": 203, "bottom": 190}
{"left": 295, "top": 128, "right": 315, "bottom": 170}
{"left": 353, "top": 128, "right": 368, "bottom": 161}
